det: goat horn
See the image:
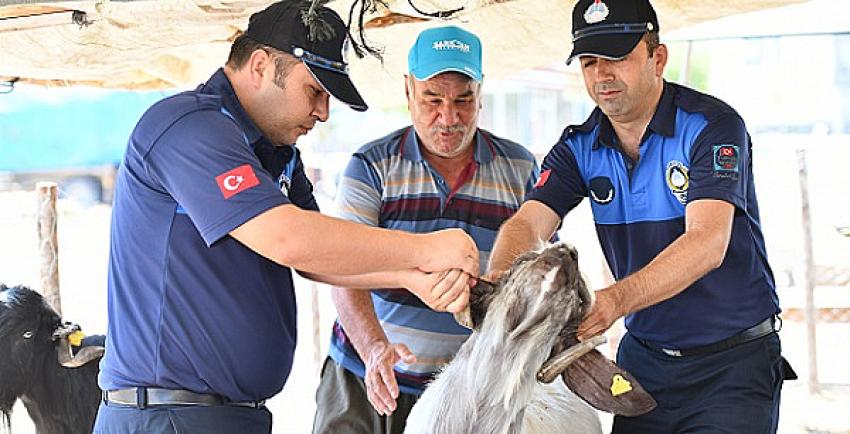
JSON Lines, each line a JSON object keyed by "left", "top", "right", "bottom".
{"left": 537, "top": 335, "right": 606, "bottom": 383}
{"left": 454, "top": 307, "right": 473, "bottom": 330}
{"left": 57, "top": 337, "right": 104, "bottom": 368}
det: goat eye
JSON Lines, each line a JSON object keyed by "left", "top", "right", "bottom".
{"left": 22, "top": 331, "right": 33, "bottom": 339}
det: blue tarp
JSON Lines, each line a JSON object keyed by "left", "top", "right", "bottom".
{"left": 0, "top": 89, "right": 169, "bottom": 172}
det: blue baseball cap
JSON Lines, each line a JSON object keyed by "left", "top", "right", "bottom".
{"left": 408, "top": 26, "right": 482, "bottom": 82}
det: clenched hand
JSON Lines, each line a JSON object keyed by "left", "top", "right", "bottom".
{"left": 418, "top": 229, "right": 479, "bottom": 277}
{"left": 576, "top": 287, "right": 625, "bottom": 342}
{"left": 405, "top": 268, "right": 472, "bottom": 313}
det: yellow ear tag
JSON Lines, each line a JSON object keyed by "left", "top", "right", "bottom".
{"left": 68, "top": 330, "right": 85, "bottom": 347}
{"left": 610, "top": 374, "right": 632, "bottom": 396}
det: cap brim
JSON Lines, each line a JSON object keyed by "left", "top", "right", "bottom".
{"left": 307, "top": 65, "right": 368, "bottom": 112}
{"left": 566, "top": 33, "right": 643, "bottom": 65}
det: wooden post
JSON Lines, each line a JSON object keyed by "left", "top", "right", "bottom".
{"left": 36, "top": 182, "right": 62, "bottom": 315}
{"left": 796, "top": 149, "right": 819, "bottom": 394}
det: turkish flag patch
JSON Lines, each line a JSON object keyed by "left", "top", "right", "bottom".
{"left": 215, "top": 164, "right": 260, "bottom": 199}
{"left": 534, "top": 169, "right": 552, "bottom": 188}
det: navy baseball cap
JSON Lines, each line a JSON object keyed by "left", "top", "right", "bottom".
{"left": 567, "top": 0, "right": 659, "bottom": 65}
{"left": 408, "top": 26, "right": 482, "bottom": 82}
{"left": 244, "top": 1, "right": 367, "bottom": 111}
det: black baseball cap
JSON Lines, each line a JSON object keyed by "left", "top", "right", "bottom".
{"left": 243, "top": 1, "right": 368, "bottom": 111}
{"left": 566, "top": 0, "right": 659, "bottom": 65}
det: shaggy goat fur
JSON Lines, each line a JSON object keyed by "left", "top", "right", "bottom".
{"left": 0, "top": 284, "right": 102, "bottom": 434}
{"left": 405, "top": 243, "right": 602, "bottom": 434}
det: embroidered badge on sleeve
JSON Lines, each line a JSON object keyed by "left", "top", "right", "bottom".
{"left": 534, "top": 169, "right": 552, "bottom": 188}
{"left": 216, "top": 164, "right": 260, "bottom": 199}
{"left": 712, "top": 144, "right": 740, "bottom": 179}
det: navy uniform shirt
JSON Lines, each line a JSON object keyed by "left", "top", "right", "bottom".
{"left": 528, "top": 81, "right": 779, "bottom": 349}
{"left": 99, "top": 69, "right": 318, "bottom": 401}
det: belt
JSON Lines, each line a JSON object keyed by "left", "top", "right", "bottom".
{"left": 103, "top": 387, "right": 266, "bottom": 409}
{"left": 636, "top": 316, "right": 777, "bottom": 357}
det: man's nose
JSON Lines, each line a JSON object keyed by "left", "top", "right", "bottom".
{"left": 591, "top": 59, "right": 615, "bottom": 81}
{"left": 313, "top": 94, "right": 329, "bottom": 122}
{"left": 437, "top": 102, "right": 460, "bottom": 126}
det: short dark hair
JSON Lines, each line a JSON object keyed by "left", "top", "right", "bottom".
{"left": 227, "top": 34, "right": 300, "bottom": 88}
{"left": 644, "top": 31, "right": 660, "bottom": 58}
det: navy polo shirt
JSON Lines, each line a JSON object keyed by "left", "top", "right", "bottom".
{"left": 99, "top": 69, "right": 318, "bottom": 401}
{"left": 528, "top": 81, "right": 779, "bottom": 348}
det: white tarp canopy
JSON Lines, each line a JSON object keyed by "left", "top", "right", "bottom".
{"left": 0, "top": 0, "right": 805, "bottom": 107}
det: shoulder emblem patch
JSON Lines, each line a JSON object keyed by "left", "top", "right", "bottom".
{"left": 713, "top": 144, "right": 740, "bottom": 179}
{"left": 216, "top": 164, "right": 260, "bottom": 199}
{"left": 534, "top": 169, "right": 552, "bottom": 188}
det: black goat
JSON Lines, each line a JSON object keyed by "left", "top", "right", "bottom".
{"left": 0, "top": 284, "right": 103, "bottom": 434}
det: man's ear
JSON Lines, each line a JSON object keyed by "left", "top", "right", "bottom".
{"left": 247, "top": 49, "right": 273, "bottom": 89}
{"left": 654, "top": 44, "right": 668, "bottom": 78}
{"left": 404, "top": 75, "right": 413, "bottom": 100}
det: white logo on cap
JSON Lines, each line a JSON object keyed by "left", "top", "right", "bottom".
{"left": 341, "top": 37, "right": 351, "bottom": 64}
{"left": 432, "top": 40, "right": 470, "bottom": 53}
{"left": 584, "top": 0, "right": 609, "bottom": 24}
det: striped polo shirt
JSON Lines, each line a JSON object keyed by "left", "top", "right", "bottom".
{"left": 328, "top": 126, "right": 538, "bottom": 395}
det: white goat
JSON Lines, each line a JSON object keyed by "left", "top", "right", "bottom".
{"left": 405, "top": 243, "right": 654, "bottom": 434}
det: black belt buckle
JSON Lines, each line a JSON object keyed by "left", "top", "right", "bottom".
{"left": 137, "top": 387, "right": 148, "bottom": 409}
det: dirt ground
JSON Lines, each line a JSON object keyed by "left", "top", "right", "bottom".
{"left": 1, "top": 160, "right": 849, "bottom": 434}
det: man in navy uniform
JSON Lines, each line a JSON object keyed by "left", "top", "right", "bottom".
{"left": 94, "top": 2, "right": 477, "bottom": 433}
{"left": 488, "top": 0, "right": 795, "bottom": 432}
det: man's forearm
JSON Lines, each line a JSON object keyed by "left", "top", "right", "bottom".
{"left": 274, "top": 207, "right": 424, "bottom": 274}
{"left": 233, "top": 205, "right": 472, "bottom": 276}
{"left": 332, "top": 287, "right": 388, "bottom": 361}
{"left": 488, "top": 202, "right": 560, "bottom": 276}
{"left": 302, "top": 270, "right": 405, "bottom": 290}
{"left": 488, "top": 219, "right": 539, "bottom": 276}
{"left": 608, "top": 227, "right": 728, "bottom": 316}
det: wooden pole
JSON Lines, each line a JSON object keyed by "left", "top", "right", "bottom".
{"left": 796, "top": 149, "right": 819, "bottom": 394}
{"left": 36, "top": 182, "right": 62, "bottom": 315}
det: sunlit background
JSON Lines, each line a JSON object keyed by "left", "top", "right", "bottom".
{"left": 1, "top": 1, "right": 849, "bottom": 432}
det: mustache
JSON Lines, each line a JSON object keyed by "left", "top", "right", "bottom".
{"left": 595, "top": 82, "right": 624, "bottom": 93}
{"left": 431, "top": 124, "right": 467, "bottom": 134}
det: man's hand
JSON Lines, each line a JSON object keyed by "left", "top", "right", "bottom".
{"left": 364, "top": 341, "right": 416, "bottom": 416}
{"left": 483, "top": 269, "right": 505, "bottom": 284}
{"left": 403, "top": 268, "right": 471, "bottom": 313}
{"left": 418, "top": 229, "right": 480, "bottom": 277}
{"left": 576, "top": 287, "right": 625, "bottom": 342}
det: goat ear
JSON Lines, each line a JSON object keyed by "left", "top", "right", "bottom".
{"left": 453, "top": 279, "right": 498, "bottom": 330}
{"left": 560, "top": 349, "right": 657, "bottom": 417}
